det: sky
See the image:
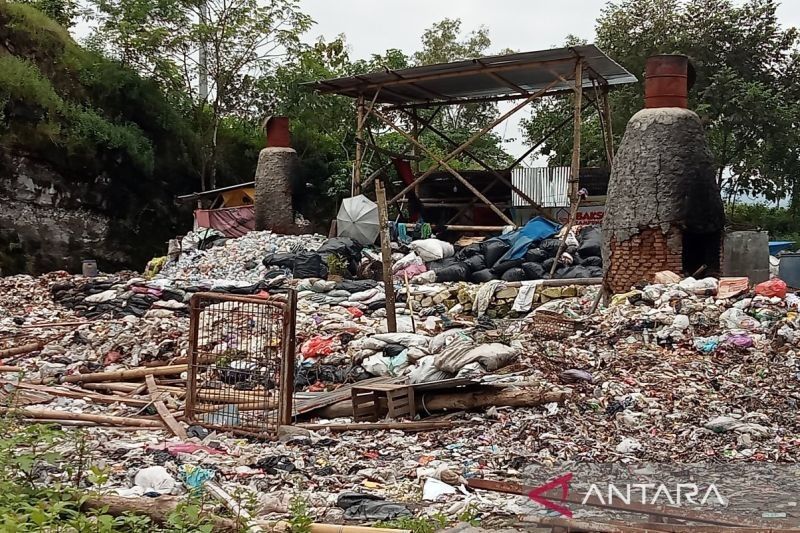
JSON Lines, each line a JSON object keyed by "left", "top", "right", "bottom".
{"left": 298, "top": 0, "right": 800, "bottom": 164}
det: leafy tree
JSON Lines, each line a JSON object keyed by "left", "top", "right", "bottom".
{"left": 16, "top": 0, "right": 80, "bottom": 26}
{"left": 520, "top": 0, "right": 800, "bottom": 206}
{"left": 87, "top": 0, "right": 312, "bottom": 190}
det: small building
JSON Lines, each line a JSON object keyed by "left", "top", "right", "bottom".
{"left": 176, "top": 182, "right": 256, "bottom": 238}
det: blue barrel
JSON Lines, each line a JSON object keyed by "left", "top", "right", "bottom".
{"left": 778, "top": 253, "right": 800, "bottom": 288}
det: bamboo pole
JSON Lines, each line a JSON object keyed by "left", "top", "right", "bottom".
{"left": 60, "top": 364, "right": 187, "bottom": 384}
{"left": 0, "top": 342, "right": 42, "bottom": 358}
{"left": 569, "top": 59, "right": 583, "bottom": 202}
{"left": 353, "top": 94, "right": 365, "bottom": 196}
{"left": 82, "top": 495, "right": 239, "bottom": 531}
{"left": 403, "top": 272, "right": 416, "bottom": 333}
{"left": 0, "top": 365, "right": 24, "bottom": 373}
{"left": 10, "top": 382, "right": 151, "bottom": 407}
{"left": 375, "top": 179, "right": 397, "bottom": 333}
{"left": 81, "top": 382, "right": 139, "bottom": 392}
{"left": 601, "top": 86, "right": 615, "bottom": 165}
{"left": 1, "top": 407, "right": 165, "bottom": 428}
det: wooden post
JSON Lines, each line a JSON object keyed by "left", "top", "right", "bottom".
{"left": 569, "top": 60, "right": 583, "bottom": 203}
{"left": 279, "top": 289, "right": 297, "bottom": 426}
{"left": 600, "top": 87, "right": 614, "bottom": 165}
{"left": 353, "top": 94, "right": 365, "bottom": 196}
{"left": 410, "top": 109, "right": 420, "bottom": 175}
{"left": 375, "top": 179, "right": 397, "bottom": 333}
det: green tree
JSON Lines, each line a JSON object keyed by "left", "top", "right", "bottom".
{"left": 521, "top": 0, "right": 800, "bottom": 205}
{"left": 87, "top": 0, "right": 312, "bottom": 190}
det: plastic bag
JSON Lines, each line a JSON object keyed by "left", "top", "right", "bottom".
{"left": 471, "top": 268, "right": 497, "bottom": 283}
{"left": 293, "top": 252, "right": 328, "bottom": 279}
{"left": 392, "top": 252, "right": 423, "bottom": 273}
{"left": 525, "top": 247, "right": 548, "bottom": 263}
{"left": 491, "top": 258, "right": 524, "bottom": 274}
{"left": 464, "top": 254, "right": 486, "bottom": 272}
{"left": 577, "top": 227, "right": 602, "bottom": 257}
{"left": 410, "top": 239, "right": 455, "bottom": 262}
{"left": 521, "top": 262, "right": 545, "bottom": 280}
{"left": 755, "top": 278, "right": 787, "bottom": 298}
{"left": 654, "top": 271, "right": 681, "bottom": 285}
{"left": 501, "top": 267, "right": 526, "bottom": 281}
{"left": 262, "top": 252, "right": 296, "bottom": 269}
{"left": 581, "top": 256, "right": 603, "bottom": 267}
{"left": 433, "top": 339, "right": 518, "bottom": 373}
{"left": 539, "top": 238, "right": 562, "bottom": 258}
{"left": 434, "top": 262, "right": 471, "bottom": 282}
{"left": 300, "top": 336, "right": 335, "bottom": 358}
{"left": 480, "top": 239, "right": 511, "bottom": 266}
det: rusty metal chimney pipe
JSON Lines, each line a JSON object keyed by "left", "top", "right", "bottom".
{"left": 265, "top": 116, "right": 291, "bottom": 148}
{"left": 644, "top": 55, "right": 690, "bottom": 109}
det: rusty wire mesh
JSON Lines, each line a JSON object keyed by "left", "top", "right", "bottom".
{"left": 185, "top": 291, "right": 296, "bottom": 439}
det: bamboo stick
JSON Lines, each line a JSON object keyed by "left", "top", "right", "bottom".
{"left": 0, "top": 342, "right": 43, "bottom": 358}
{"left": 1, "top": 407, "right": 164, "bottom": 428}
{"left": 82, "top": 382, "right": 139, "bottom": 392}
{"left": 10, "top": 382, "right": 150, "bottom": 407}
{"left": 376, "top": 179, "right": 397, "bottom": 333}
{"left": 0, "top": 366, "right": 24, "bottom": 373}
{"left": 60, "top": 364, "right": 187, "bottom": 384}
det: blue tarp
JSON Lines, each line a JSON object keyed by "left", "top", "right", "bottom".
{"left": 769, "top": 241, "right": 795, "bottom": 255}
{"left": 494, "top": 217, "right": 561, "bottom": 263}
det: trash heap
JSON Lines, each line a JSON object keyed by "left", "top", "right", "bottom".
{"left": 3, "top": 233, "right": 800, "bottom": 528}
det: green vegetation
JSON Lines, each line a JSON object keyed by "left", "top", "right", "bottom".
{"left": 522, "top": 0, "right": 800, "bottom": 209}
{"left": 727, "top": 203, "right": 800, "bottom": 244}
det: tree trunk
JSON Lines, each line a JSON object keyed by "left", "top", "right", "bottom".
{"left": 82, "top": 495, "right": 239, "bottom": 531}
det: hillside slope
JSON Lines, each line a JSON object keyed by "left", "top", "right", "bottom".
{"left": 0, "top": 1, "right": 201, "bottom": 274}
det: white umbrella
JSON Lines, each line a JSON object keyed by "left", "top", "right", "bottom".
{"left": 337, "top": 195, "right": 379, "bottom": 245}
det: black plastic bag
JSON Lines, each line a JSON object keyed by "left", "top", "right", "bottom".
{"left": 335, "top": 279, "right": 378, "bottom": 292}
{"left": 317, "top": 237, "right": 363, "bottom": 259}
{"left": 471, "top": 268, "right": 497, "bottom": 283}
{"left": 434, "top": 262, "right": 471, "bottom": 282}
{"left": 383, "top": 344, "right": 406, "bottom": 358}
{"left": 578, "top": 227, "right": 602, "bottom": 257}
{"left": 558, "top": 265, "right": 597, "bottom": 279}
{"left": 525, "top": 247, "right": 548, "bottom": 263}
{"left": 262, "top": 252, "right": 296, "bottom": 269}
{"left": 480, "top": 238, "right": 511, "bottom": 266}
{"left": 521, "top": 262, "right": 545, "bottom": 280}
{"left": 539, "top": 239, "right": 562, "bottom": 258}
{"left": 542, "top": 257, "right": 556, "bottom": 271}
{"left": 587, "top": 266, "right": 603, "bottom": 277}
{"left": 427, "top": 256, "right": 459, "bottom": 270}
{"left": 293, "top": 252, "right": 328, "bottom": 279}
{"left": 464, "top": 254, "right": 486, "bottom": 272}
{"left": 581, "top": 256, "right": 603, "bottom": 267}
{"left": 455, "top": 243, "right": 483, "bottom": 259}
{"left": 501, "top": 267, "right": 526, "bottom": 282}
{"left": 491, "top": 258, "right": 523, "bottom": 274}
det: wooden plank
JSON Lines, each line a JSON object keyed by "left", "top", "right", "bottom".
{"left": 145, "top": 375, "right": 187, "bottom": 439}
{"left": 60, "top": 364, "right": 187, "bottom": 384}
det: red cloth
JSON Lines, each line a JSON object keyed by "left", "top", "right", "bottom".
{"left": 194, "top": 205, "right": 255, "bottom": 238}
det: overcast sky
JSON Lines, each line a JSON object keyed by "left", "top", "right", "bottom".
{"left": 298, "top": 0, "right": 800, "bottom": 163}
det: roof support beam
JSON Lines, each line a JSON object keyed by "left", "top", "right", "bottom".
{"left": 369, "top": 106, "right": 514, "bottom": 226}
{"left": 385, "top": 77, "right": 561, "bottom": 205}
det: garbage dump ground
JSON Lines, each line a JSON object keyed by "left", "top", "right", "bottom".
{"left": 1, "top": 227, "right": 799, "bottom": 531}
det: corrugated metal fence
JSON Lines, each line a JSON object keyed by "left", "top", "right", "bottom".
{"left": 512, "top": 167, "right": 570, "bottom": 208}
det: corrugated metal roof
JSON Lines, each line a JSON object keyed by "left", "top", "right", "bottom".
{"left": 512, "top": 167, "right": 570, "bottom": 208}
{"left": 307, "top": 44, "right": 637, "bottom": 106}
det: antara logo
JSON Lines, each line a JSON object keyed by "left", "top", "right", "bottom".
{"left": 527, "top": 474, "right": 727, "bottom": 518}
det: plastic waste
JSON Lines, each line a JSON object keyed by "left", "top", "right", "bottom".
{"left": 755, "top": 278, "right": 787, "bottom": 298}
{"left": 134, "top": 466, "right": 176, "bottom": 495}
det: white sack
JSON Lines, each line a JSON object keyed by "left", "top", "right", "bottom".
{"left": 410, "top": 239, "right": 455, "bottom": 262}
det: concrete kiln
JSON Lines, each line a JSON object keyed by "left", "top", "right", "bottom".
{"left": 602, "top": 55, "right": 725, "bottom": 293}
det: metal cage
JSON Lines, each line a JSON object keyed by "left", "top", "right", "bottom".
{"left": 185, "top": 291, "right": 296, "bottom": 439}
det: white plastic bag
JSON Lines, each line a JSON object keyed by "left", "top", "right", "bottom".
{"left": 410, "top": 239, "right": 455, "bottom": 262}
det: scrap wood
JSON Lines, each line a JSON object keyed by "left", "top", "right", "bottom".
{"left": 60, "top": 364, "right": 187, "bottom": 384}
{"left": 82, "top": 494, "right": 239, "bottom": 531}
{"left": 0, "top": 365, "right": 24, "bottom": 373}
{"left": 292, "top": 376, "right": 405, "bottom": 416}
{"left": 0, "top": 407, "right": 165, "bottom": 428}
{"left": 145, "top": 375, "right": 187, "bottom": 439}
{"left": 0, "top": 382, "right": 54, "bottom": 406}
{"left": 11, "top": 381, "right": 151, "bottom": 406}
{"left": 0, "top": 342, "right": 43, "bottom": 358}
{"left": 466, "top": 478, "right": 758, "bottom": 528}
{"left": 309, "top": 386, "right": 571, "bottom": 419}
{"left": 295, "top": 420, "right": 457, "bottom": 432}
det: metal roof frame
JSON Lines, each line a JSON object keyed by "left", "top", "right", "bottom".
{"left": 307, "top": 44, "right": 636, "bottom": 108}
